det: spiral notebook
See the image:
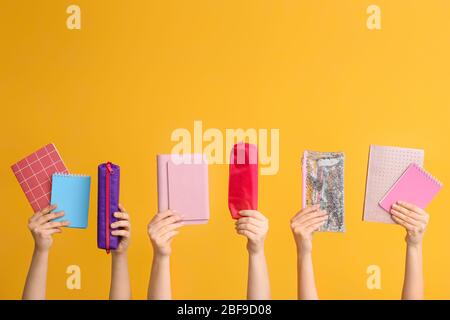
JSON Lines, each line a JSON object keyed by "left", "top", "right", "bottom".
{"left": 363, "top": 145, "right": 424, "bottom": 223}
{"left": 50, "top": 173, "right": 91, "bottom": 229}
{"left": 11, "top": 143, "right": 68, "bottom": 212}
{"left": 379, "top": 163, "right": 443, "bottom": 212}
{"left": 157, "top": 154, "right": 210, "bottom": 224}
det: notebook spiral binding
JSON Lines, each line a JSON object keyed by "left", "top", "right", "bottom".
{"left": 411, "top": 163, "right": 443, "bottom": 187}
{"left": 53, "top": 173, "right": 89, "bottom": 177}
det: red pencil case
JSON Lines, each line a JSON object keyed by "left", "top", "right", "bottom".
{"left": 228, "top": 142, "right": 258, "bottom": 219}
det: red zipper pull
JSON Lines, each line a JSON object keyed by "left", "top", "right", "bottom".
{"left": 106, "top": 162, "right": 113, "bottom": 173}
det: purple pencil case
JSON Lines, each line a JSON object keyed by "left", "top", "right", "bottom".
{"left": 98, "top": 162, "right": 120, "bottom": 253}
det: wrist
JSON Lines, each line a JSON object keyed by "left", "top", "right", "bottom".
{"left": 296, "top": 240, "right": 312, "bottom": 255}
{"left": 406, "top": 241, "right": 423, "bottom": 251}
{"left": 406, "top": 234, "right": 423, "bottom": 248}
{"left": 297, "top": 245, "right": 312, "bottom": 257}
{"left": 297, "top": 250, "right": 312, "bottom": 259}
{"left": 154, "top": 252, "right": 171, "bottom": 261}
{"left": 33, "top": 246, "right": 50, "bottom": 255}
{"left": 112, "top": 251, "right": 127, "bottom": 259}
{"left": 248, "top": 246, "right": 265, "bottom": 256}
{"left": 247, "top": 241, "right": 265, "bottom": 255}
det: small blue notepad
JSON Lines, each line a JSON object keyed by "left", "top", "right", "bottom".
{"left": 51, "top": 174, "right": 91, "bottom": 229}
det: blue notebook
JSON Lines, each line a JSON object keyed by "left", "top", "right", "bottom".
{"left": 51, "top": 173, "right": 91, "bottom": 229}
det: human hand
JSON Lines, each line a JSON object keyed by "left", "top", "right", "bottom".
{"left": 27, "top": 205, "right": 70, "bottom": 253}
{"left": 111, "top": 204, "right": 131, "bottom": 255}
{"left": 235, "top": 210, "right": 269, "bottom": 255}
{"left": 147, "top": 210, "right": 184, "bottom": 257}
{"left": 290, "top": 205, "right": 328, "bottom": 255}
{"left": 390, "top": 201, "right": 430, "bottom": 247}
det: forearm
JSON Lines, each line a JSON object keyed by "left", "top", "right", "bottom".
{"left": 148, "top": 254, "right": 171, "bottom": 300}
{"left": 247, "top": 250, "right": 271, "bottom": 300}
{"left": 109, "top": 253, "right": 131, "bottom": 300}
{"left": 297, "top": 251, "right": 318, "bottom": 300}
{"left": 22, "top": 249, "right": 49, "bottom": 300}
{"left": 402, "top": 243, "right": 424, "bottom": 300}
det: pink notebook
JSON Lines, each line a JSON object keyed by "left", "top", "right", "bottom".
{"left": 156, "top": 154, "right": 210, "bottom": 224}
{"left": 379, "top": 163, "right": 442, "bottom": 212}
{"left": 11, "top": 144, "right": 68, "bottom": 212}
{"left": 363, "top": 145, "right": 424, "bottom": 223}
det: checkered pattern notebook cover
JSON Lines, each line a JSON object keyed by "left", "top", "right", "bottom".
{"left": 11, "top": 144, "right": 68, "bottom": 212}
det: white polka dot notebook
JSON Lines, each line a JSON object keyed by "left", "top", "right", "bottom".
{"left": 363, "top": 145, "right": 424, "bottom": 223}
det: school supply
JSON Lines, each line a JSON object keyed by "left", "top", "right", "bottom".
{"left": 228, "top": 142, "right": 258, "bottom": 220}
{"left": 50, "top": 173, "right": 91, "bottom": 228}
{"left": 302, "top": 150, "right": 345, "bottom": 232}
{"left": 11, "top": 143, "right": 68, "bottom": 212}
{"left": 379, "top": 163, "right": 442, "bottom": 212}
{"left": 157, "top": 154, "right": 210, "bottom": 224}
{"left": 98, "top": 162, "right": 120, "bottom": 252}
{"left": 363, "top": 145, "right": 424, "bottom": 223}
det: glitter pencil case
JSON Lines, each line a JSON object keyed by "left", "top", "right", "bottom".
{"left": 302, "top": 150, "right": 345, "bottom": 232}
{"left": 228, "top": 142, "right": 258, "bottom": 219}
{"left": 98, "top": 162, "right": 120, "bottom": 253}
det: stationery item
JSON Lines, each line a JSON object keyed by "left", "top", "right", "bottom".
{"left": 363, "top": 145, "right": 424, "bottom": 223}
{"left": 11, "top": 143, "right": 68, "bottom": 212}
{"left": 50, "top": 173, "right": 91, "bottom": 228}
{"left": 98, "top": 162, "right": 120, "bottom": 252}
{"left": 379, "top": 163, "right": 442, "bottom": 212}
{"left": 157, "top": 154, "right": 209, "bottom": 224}
{"left": 302, "top": 150, "right": 345, "bottom": 232}
{"left": 228, "top": 142, "right": 258, "bottom": 219}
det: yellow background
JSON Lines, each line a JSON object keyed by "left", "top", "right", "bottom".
{"left": 1, "top": 0, "right": 449, "bottom": 299}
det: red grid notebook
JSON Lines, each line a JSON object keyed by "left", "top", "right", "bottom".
{"left": 11, "top": 144, "right": 68, "bottom": 212}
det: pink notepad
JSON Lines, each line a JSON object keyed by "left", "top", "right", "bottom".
{"left": 379, "top": 163, "right": 442, "bottom": 212}
{"left": 156, "top": 154, "right": 210, "bottom": 224}
{"left": 11, "top": 144, "right": 68, "bottom": 212}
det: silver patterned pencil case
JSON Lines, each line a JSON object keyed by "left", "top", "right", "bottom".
{"left": 302, "top": 150, "right": 345, "bottom": 232}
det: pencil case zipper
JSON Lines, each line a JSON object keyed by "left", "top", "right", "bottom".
{"left": 105, "top": 162, "right": 113, "bottom": 254}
